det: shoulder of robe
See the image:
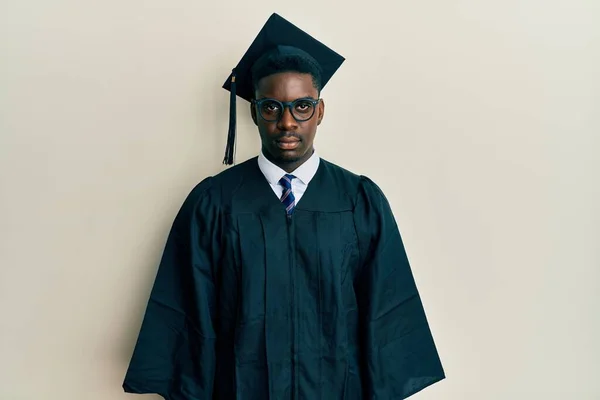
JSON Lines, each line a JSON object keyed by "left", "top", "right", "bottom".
{"left": 172, "top": 176, "right": 218, "bottom": 228}
{"left": 319, "top": 159, "right": 363, "bottom": 202}
{"left": 319, "top": 159, "right": 390, "bottom": 209}
{"left": 177, "top": 157, "right": 259, "bottom": 219}
{"left": 354, "top": 174, "right": 398, "bottom": 225}
{"left": 358, "top": 175, "right": 388, "bottom": 201}
{"left": 211, "top": 157, "right": 259, "bottom": 199}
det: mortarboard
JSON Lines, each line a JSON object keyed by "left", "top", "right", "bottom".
{"left": 221, "top": 13, "right": 345, "bottom": 165}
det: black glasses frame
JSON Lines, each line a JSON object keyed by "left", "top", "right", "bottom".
{"left": 251, "top": 97, "right": 321, "bottom": 123}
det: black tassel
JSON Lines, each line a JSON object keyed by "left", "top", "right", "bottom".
{"left": 223, "top": 70, "right": 237, "bottom": 165}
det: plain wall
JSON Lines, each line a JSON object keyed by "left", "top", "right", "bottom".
{"left": 1, "top": 1, "right": 599, "bottom": 399}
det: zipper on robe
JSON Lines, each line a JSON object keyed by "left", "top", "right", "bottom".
{"left": 287, "top": 213, "right": 298, "bottom": 400}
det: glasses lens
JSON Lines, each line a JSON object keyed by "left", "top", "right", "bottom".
{"left": 291, "top": 99, "right": 316, "bottom": 121}
{"left": 259, "top": 100, "right": 281, "bottom": 121}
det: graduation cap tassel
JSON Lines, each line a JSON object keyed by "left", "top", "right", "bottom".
{"left": 223, "top": 70, "right": 237, "bottom": 165}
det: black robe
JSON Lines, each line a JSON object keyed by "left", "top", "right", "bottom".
{"left": 123, "top": 157, "right": 445, "bottom": 399}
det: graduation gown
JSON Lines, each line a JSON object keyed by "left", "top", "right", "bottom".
{"left": 123, "top": 157, "right": 445, "bottom": 399}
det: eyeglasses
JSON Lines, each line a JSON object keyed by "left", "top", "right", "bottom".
{"left": 251, "top": 97, "right": 320, "bottom": 123}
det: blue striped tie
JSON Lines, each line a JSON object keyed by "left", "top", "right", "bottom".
{"left": 279, "top": 174, "right": 296, "bottom": 216}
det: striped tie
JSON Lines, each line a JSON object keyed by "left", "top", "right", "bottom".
{"left": 279, "top": 174, "right": 296, "bottom": 216}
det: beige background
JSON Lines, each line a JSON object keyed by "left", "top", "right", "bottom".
{"left": 1, "top": 0, "right": 599, "bottom": 399}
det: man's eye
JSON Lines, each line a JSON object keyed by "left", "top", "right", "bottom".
{"left": 262, "top": 102, "right": 280, "bottom": 113}
{"left": 295, "top": 101, "right": 313, "bottom": 113}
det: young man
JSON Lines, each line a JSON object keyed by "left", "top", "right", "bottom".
{"left": 123, "top": 13, "right": 444, "bottom": 399}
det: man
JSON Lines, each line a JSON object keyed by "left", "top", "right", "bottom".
{"left": 123, "top": 13, "right": 444, "bottom": 399}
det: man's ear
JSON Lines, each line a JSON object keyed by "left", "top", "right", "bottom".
{"left": 250, "top": 102, "right": 258, "bottom": 126}
{"left": 317, "top": 99, "right": 325, "bottom": 126}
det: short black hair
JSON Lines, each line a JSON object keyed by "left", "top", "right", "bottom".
{"left": 250, "top": 50, "right": 323, "bottom": 96}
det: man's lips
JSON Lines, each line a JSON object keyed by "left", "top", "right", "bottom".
{"left": 275, "top": 137, "right": 301, "bottom": 150}
{"left": 277, "top": 137, "right": 300, "bottom": 143}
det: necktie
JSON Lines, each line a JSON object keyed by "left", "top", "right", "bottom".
{"left": 279, "top": 174, "right": 296, "bottom": 216}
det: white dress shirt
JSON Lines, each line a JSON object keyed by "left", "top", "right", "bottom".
{"left": 257, "top": 150, "right": 320, "bottom": 205}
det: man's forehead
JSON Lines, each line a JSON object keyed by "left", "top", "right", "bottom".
{"left": 255, "top": 73, "right": 319, "bottom": 98}
{"left": 257, "top": 72, "right": 317, "bottom": 87}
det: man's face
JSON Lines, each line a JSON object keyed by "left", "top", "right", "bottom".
{"left": 252, "top": 72, "right": 324, "bottom": 167}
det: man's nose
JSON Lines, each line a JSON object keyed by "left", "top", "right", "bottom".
{"left": 277, "top": 106, "right": 298, "bottom": 131}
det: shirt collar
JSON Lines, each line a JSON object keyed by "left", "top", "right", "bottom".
{"left": 258, "top": 149, "right": 320, "bottom": 186}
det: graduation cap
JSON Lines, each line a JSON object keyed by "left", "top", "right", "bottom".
{"left": 221, "top": 13, "right": 345, "bottom": 165}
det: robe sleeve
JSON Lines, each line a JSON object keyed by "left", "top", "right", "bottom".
{"left": 353, "top": 177, "right": 445, "bottom": 399}
{"left": 123, "top": 178, "right": 220, "bottom": 400}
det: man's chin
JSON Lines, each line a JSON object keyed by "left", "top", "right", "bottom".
{"left": 277, "top": 154, "right": 302, "bottom": 164}
{"left": 268, "top": 148, "right": 304, "bottom": 164}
